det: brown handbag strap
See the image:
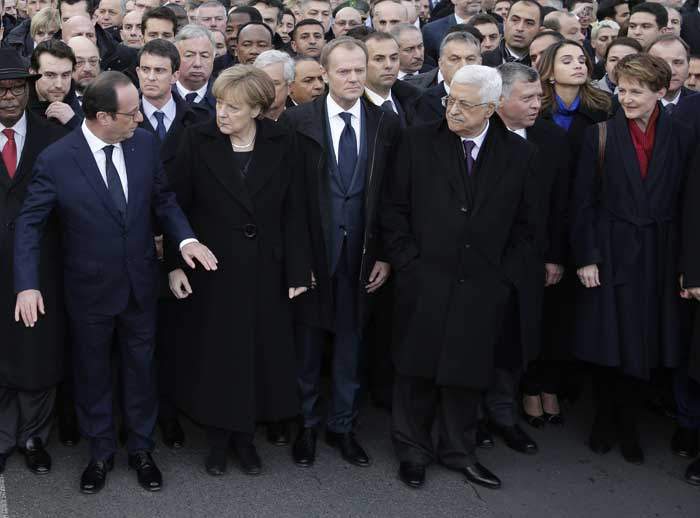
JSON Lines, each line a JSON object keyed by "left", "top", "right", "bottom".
{"left": 596, "top": 121, "right": 607, "bottom": 179}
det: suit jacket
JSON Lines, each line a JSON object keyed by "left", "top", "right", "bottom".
{"left": 391, "top": 79, "right": 422, "bottom": 126}
{"left": 674, "top": 90, "right": 700, "bottom": 140}
{"left": 280, "top": 95, "right": 401, "bottom": 331}
{"left": 0, "top": 112, "right": 68, "bottom": 390}
{"left": 14, "top": 127, "right": 195, "bottom": 316}
{"left": 2, "top": 18, "right": 32, "bottom": 58}
{"left": 381, "top": 115, "right": 540, "bottom": 389}
{"left": 413, "top": 81, "right": 446, "bottom": 124}
{"left": 213, "top": 52, "right": 236, "bottom": 79}
{"left": 422, "top": 14, "right": 456, "bottom": 62}
{"left": 172, "top": 81, "right": 216, "bottom": 118}
{"left": 403, "top": 67, "right": 439, "bottom": 91}
{"left": 483, "top": 41, "right": 532, "bottom": 68}
{"left": 681, "top": 10, "right": 700, "bottom": 55}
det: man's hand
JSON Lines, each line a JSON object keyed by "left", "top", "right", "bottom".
{"left": 544, "top": 263, "right": 564, "bottom": 287}
{"left": 169, "top": 269, "right": 192, "bottom": 299}
{"left": 289, "top": 287, "right": 309, "bottom": 299}
{"left": 366, "top": 261, "right": 391, "bottom": 293}
{"left": 577, "top": 264, "right": 600, "bottom": 288}
{"left": 14, "top": 289, "right": 45, "bottom": 327}
{"left": 45, "top": 102, "right": 75, "bottom": 124}
{"left": 181, "top": 242, "right": 218, "bottom": 270}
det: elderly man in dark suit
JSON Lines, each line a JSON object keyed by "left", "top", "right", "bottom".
{"left": 382, "top": 63, "right": 539, "bottom": 490}
{"left": 281, "top": 37, "right": 400, "bottom": 469}
{"left": 14, "top": 71, "right": 217, "bottom": 494}
{"left": 173, "top": 24, "right": 216, "bottom": 117}
{"left": 0, "top": 49, "right": 68, "bottom": 476}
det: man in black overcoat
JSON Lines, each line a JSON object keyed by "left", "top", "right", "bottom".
{"left": 0, "top": 49, "right": 68, "bottom": 474}
{"left": 381, "top": 64, "right": 539, "bottom": 490}
{"left": 281, "top": 37, "right": 400, "bottom": 468}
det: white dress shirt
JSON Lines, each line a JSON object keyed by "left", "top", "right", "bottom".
{"left": 461, "top": 120, "right": 490, "bottom": 161}
{"left": 364, "top": 88, "right": 397, "bottom": 114}
{"left": 81, "top": 121, "right": 129, "bottom": 201}
{"left": 398, "top": 70, "right": 418, "bottom": 80}
{"left": 661, "top": 89, "right": 682, "bottom": 107}
{"left": 507, "top": 126, "right": 527, "bottom": 139}
{"left": 142, "top": 96, "right": 177, "bottom": 133}
{"left": 326, "top": 95, "right": 362, "bottom": 159}
{"left": 0, "top": 113, "right": 27, "bottom": 168}
{"left": 175, "top": 81, "right": 208, "bottom": 104}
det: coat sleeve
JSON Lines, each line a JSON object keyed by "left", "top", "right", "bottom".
{"left": 544, "top": 137, "right": 572, "bottom": 265}
{"left": 373, "top": 116, "right": 400, "bottom": 264}
{"left": 681, "top": 149, "right": 700, "bottom": 288}
{"left": 570, "top": 125, "right": 603, "bottom": 268}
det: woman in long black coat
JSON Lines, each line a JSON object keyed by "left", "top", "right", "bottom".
{"left": 166, "top": 66, "right": 311, "bottom": 476}
{"left": 571, "top": 54, "right": 695, "bottom": 464}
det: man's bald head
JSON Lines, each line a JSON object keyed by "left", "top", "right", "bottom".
{"left": 62, "top": 15, "right": 97, "bottom": 44}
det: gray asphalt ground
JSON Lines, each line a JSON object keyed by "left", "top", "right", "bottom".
{"left": 2, "top": 394, "right": 699, "bottom": 518}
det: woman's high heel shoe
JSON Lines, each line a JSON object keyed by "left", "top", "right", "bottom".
{"left": 541, "top": 392, "right": 564, "bottom": 426}
{"left": 522, "top": 395, "right": 546, "bottom": 429}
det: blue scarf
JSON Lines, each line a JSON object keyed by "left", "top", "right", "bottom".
{"left": 552, "top": 94, "right": 581, "bottom": 131}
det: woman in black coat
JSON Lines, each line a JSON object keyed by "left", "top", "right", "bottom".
{"left": 571, "top": 54, "right": 695, "bottom": 464}
{"left": 166, "top": 65, "right": 311, "bottom": 476}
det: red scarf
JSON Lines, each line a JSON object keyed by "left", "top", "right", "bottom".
{"left": 627, "top": 105, "right": 660, "bottom": 180}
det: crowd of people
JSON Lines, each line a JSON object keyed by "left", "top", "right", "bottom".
{"left": 1, "top": 0, "right": 700, "bottom": 499}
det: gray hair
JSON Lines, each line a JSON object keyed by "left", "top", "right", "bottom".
{"left": 254, "top": 49, "right": 295, "bottom": 83}
{"left": 497, "top": 62, "right": 539, "bottom": 100}
{"left": 174, "top": 23, "right": 215, "bottom": 47}
{"left": 543, "top": 10, "right": 577, "bottom": 32}
{"left": 451, "top": 65, "right": 502, "bottom": 104}
{"left": 439, "top": 31, "right": 481, "bottom": 58}
{"left": 591, "top": 19, "right": 620, "bottom": 40}
{"left": 389, "top": 22, "right": 421, "bottom": 40}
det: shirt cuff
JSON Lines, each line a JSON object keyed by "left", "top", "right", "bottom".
{"left": 179, "top": 238, "right": 199, "bottom": 250}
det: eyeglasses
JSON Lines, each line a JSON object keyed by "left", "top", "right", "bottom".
{"left": 75, "top": 57, "right": 100, "bottom": 68}
{"left": 0, "top": 84, "right": 27, "bottom": 97}
{"left": 112, "top": 108, "right": 142, "bottom": 121}
{"left": 441, "top": 95, "right": 491, "bottom": 111}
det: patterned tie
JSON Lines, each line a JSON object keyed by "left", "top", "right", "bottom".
{"left": 338, "top": 112, "right": 357, "bottom": 191}
{"left": 103, "top": 145, "right": 127, "bottom": 218}
{"left": 2, "top": 129, "right": 17, "bottom": 178}
{"left": 185, "top": 92, "right": 198, "bottom": 104}
{"left": 463, "top": 140, "right": 476, "bottom": 176}
{"left": 154, "top": 111, "right": 167, "bottom": 141}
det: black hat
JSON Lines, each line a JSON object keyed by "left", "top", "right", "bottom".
{"left": 0, "top": 49, "right": 41, "bottom": 81}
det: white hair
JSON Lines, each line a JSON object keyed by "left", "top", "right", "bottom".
{"left": 451, "top": 65, "right": 502, "bottom": 104}
{"left": 591, "top": 19, "right": 620, "bottom": 40}
{"left": 254, "top": 50, "right": 295, "bottom": 83}
{"left": 175, "top": 23, "right": 215, "bottom": 47}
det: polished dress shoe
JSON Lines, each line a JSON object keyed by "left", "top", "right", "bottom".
{"left": 620, "top": 440, "right": 644, "bottom": 465}
{"left": 267, "top": 421, "right": 290, "bottom": 446}
{"left": 205, "top": 449, "right": 227, "bottom": 476}
{"left": 325, "top": 431, "right": 371, "bottom": 467}
{"left": 460, "top": 463, "right": 501, "bottom": 489}
{"left": 685, "top": 458, "right": 700, "bottom": 486}
{"left": 128, "top": 452, "right": 163, "bottom": 491}
{"left": 490, "top": 424, "right": 538, "bottom": 455}
{"left": 399, "top": 462, "right": 425, "bottom": 488}
{"left": 233, "top": 443, "right": 262, "bottom": 476}
{"left": 80, "top": 456, "right": 114, "bottom": 494}
{"left": 293, "top": 427, "right": 317, "bottom": 467}
{"left": 160, "top": 418, "right": 185, "bottom": 449}
{"left": 476, "top": 421, "right": 494, "bottom": 449}
{"left": 671, "top": 427, "right": 699, "bottom": 458}
{"left": 21, "top": 438, "right": 51, "bottom": 475}
{"left": 58, "top": 417, "right": 80, "bottom": 446}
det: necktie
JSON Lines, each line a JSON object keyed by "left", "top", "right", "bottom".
{"left": 103, "top": 145, "right": 127, "bottom": 218}
{"left": 2, "top": 129, "right": 17, "bottom": 178}
{"left": 380, "top": 100, "right": 395, "bottom": 114}
{"left": 154, "top": 111, "right": 167, "bottom": 141}
{"left": 463, "top": 140, "right": 476, "bottom": 176}
{"left": 338, "top": 112, "right": 357, "bottom": 191}
{"left": 665, "top": 103, "right": 675, "bottom": 115}
{"left": 185, "top": 92, "right": 197, "bottom": 104}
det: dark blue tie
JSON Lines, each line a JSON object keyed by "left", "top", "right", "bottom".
{"left": 154, "top": 111, "right": 167, "bottom": 141}
{"left": 338, "top": 112, "right": 357, "bottom": 191}
{"left": 463, "top": 140, "right": 475, "bottom": 176}
{"left": 103, "top": 145, "right": 127, "bottom": 218}
{"left": 185, "top": 92, "right": 197, "bottom": 104}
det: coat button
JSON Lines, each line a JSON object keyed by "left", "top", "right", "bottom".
{"left": 243, "top": 224, "right": 257, "bottom": 238}
{"left": 458, "top": 279, "right": 465, "bottom": 283}
{"left": 460, "top": 206, "right": 468, "bottom": 213}
{"left": 464, "top": 244, "right": 471, "bottom": 249}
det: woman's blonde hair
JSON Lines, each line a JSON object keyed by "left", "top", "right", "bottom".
{"left": 212, "top": 64, "right": 275, "bottom": 115}
{"left": 30, "top": 7, "right": 60, "bottom": 39}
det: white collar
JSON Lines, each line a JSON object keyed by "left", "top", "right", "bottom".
{"left": 176, "top": 81, "right": 208, "bottom": 100}
{"left": 326, "top": 94, "right": 362, "bottom": 120}
{"left": 661, "top": 89, "right": 682, "bottom": 106}
{"left": 461, "top": 119, "right": 490, "bottom": 147}
{"left": 507, "top": 126, "right": 527, "bottom": 139}
{"left": 81, "top": 120, "right": 122, "bottom": 154}
{"left": 364, "top": 87, "right": 392, "bottom": 107}
{"left": 0, "top": 112, "right": 27, "bottom": 137}
{"left": 454, "top": 13, "right": 466, "bottom": 24}
{"left": 398, "top": 70, "right": 417, "bottom": 79}
{"left": 142, "top": 96, "right": 177, "bottom": 121}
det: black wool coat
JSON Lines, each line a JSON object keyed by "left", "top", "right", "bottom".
{"left": 0, "top": 112, "right": 68, "bottom": 390}
{"left": 381, "top": 116, "right": 540, "bottom": 390}
{"left": 165, "top": 118, "right": 311, "bottom": 431}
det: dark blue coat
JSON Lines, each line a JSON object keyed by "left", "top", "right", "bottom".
{"left": 422, "top": 14, "right": 456, "bottom": 62}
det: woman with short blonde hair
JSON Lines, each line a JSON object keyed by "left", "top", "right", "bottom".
{"left": 30, "top": 7, "right": 60, "bottom": 46}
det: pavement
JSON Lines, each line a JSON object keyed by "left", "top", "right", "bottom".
{"left": 1, "top": 393, "right": 699, "bottom": 518}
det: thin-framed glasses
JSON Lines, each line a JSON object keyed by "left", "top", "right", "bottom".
{"left": 441, "top": 95, "right": 490, "bottom": 111}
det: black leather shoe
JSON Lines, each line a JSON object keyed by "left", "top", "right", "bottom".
{"left": 160, "top": 418, "right": 185, "bottom": 449}
{"left": 293, "top": 428, "right": 317, "bottom": 467}
{"left": 399, "top": 462, "right": 425, "bottom": 488}
{"left": 543, "top": 412, "right": 564, "bottom": 426}
{"left": 460, "top": 463, "right": 501, "bottom": 489}
{"left": 233, "top": 444, "right": 262, "bottom": 476}
{"left": 267, "top": 421, "right": 290, "bottom": 446}
{"left": 476, "top": 421, "right": 494, "bottom": 449}
{"left": 325, "top": 431, "right": 371, "bottom": 467}
{"left": 490, "top": 424, "right": 538, "bottom": 455}
{"left": 671, "top": 427, "right": 699, "bottom": 458}
{"left": 21, "top": 438, "right": 51, "bottom": 475}
{"left": 128, "top": 452, "right": 163, "bottom": 491}
{"left": 620, "top": 440, "right": 644, "bottom": 465}
{"left": 58, "top": 417, "right": 80, "bottom": 447}
{"left": 685, "top": 458, "right": 700, "bottom": 486}
{"left": 80, "top": 456, "right": 114, "bottom": 494}
{"left": 205, "top": 449, "right": 227, "bottom": 476}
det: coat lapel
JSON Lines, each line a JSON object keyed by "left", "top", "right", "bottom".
{"left": 122, "top": 138, "right": 144, "bottom": 228}
{"left": 612, "top": 108, "right": 647, "bottom": 210}
{"left": 10, "top": 113, "right": 43, "bottom": 188}
{"left": 643, "top": 105, "right": 671, "bottom": 192}
{"left": 432, "top": 120, "right": 468, "bottom": 207}
{"left": 471, "top": 117, "right": 509, "bottom": 215}
{"left": 245, "top": 119, "right": 285, "bottom": 198}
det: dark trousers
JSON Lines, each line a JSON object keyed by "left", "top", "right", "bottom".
{"left": 591, "top": 366, "right": 643, "bottom": 438}
{"left": 70, "top": 295, "right": 158, "bottom": 461}
{"left": 482, "top": 367, "right": 521, "bottom": 427}
{"left": 296, "top": 250, "right": 362, "bottom": 433}
{"left": 206, "top": 427, "right": 254, "bottom": 451}
{"left": 0, "top": 387, "right": 55, "bottom": 454}
{"left": 392, "top": 374, "right": 480, "bottom": 468}
{"left": 674, "top": 369, "right": 700, "bottom": 430}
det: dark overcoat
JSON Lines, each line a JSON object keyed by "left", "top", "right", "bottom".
{"left": 570, "top": 107, "right": 694, "bottom": 379}
{"left": 0, "top": 112, "right": 67, "bottom": 391}
{"left": 381, "top": 116, "right": 540, "bottom": 390}
{"left": 166, "top": 118, "right": 311, "bottom": 432}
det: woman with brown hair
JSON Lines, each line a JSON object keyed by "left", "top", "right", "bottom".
{"left": 571, "top": 54, "right": 694, "bottom": 464}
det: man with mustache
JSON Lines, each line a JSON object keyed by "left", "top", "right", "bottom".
{"left": 67, "top": 36, "right": 100, "bottom": 101}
